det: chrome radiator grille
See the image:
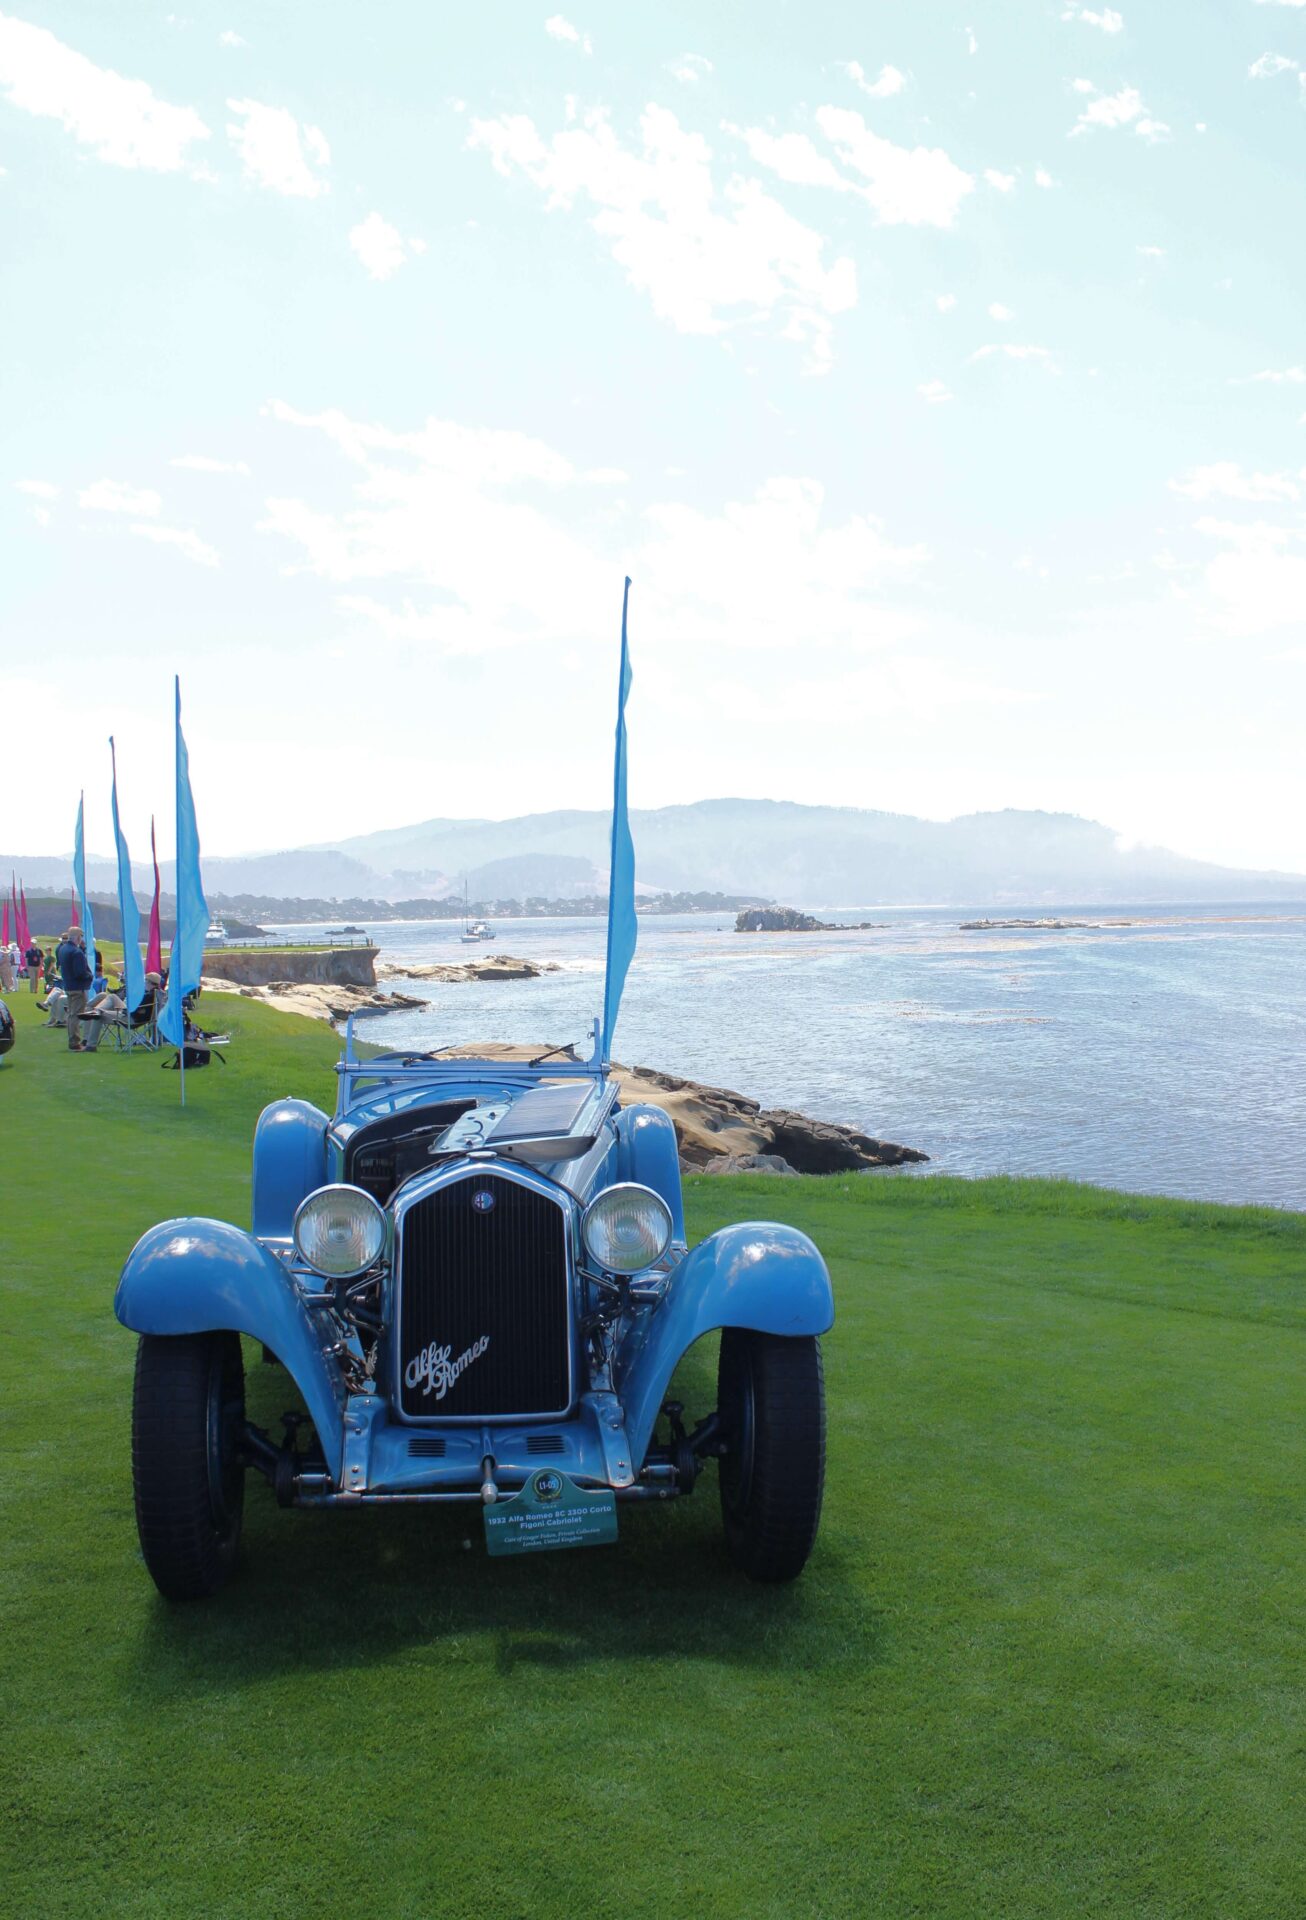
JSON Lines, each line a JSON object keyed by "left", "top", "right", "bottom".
{"left": 395, "top": 1172, "right": 571, "bottom": 1420}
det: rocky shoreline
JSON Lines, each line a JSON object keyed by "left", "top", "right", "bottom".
{"left": 376, "top": 955, "right": 560, "bottom": 984}
{"left": 201, "top": 950, "right": 559, "bottom": 1024}
{"left": 433, "top": 1044, "right": 926, "bottom": 1177}
{"left": 195, "top": 985, "right": 927, "bottom": 1176}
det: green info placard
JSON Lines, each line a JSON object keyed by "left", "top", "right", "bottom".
{"left": 484, "top": 1470, "right": 619, "bottom": 1557}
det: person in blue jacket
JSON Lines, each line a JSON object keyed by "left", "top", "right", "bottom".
{"left": 55, "top": 930, "right": 93, "bottom": 1052}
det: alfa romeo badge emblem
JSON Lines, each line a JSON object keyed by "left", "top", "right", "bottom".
{"left": 471, "top": 1188, "right": 495, "bottom": 1213}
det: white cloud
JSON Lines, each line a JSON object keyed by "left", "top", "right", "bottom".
{"left": 226, "top": 98, "right": 330, "bottom": 197}
{"left": 811, "top": 106, "right": 974, "bottom": 225}
{"left": 640, "top": 478, "right": 927, "bottom": 651}
{"left": 984, "top": 167, "right": 1016, "bottom": 191}
{"left": 1253, "top": 0, "right": 1306, "bottom": 7}
{"left": 170, "top": 454, "right": 251, "bottom": 475}
{"left": 218, "top": 30, "right": 248, "bottom": 50}
{"left": 1034, "top": 166, "right": 1057, "bottom": 187}
{"left": 732, "top": 113, "right": 974, "bottom": 229}
{"left": 1248, "top": 52, "right": 1297, "bottom": 76}
{"left": 349, "top": 211, "right": 419, "bottom": 280}
{"left": 918, "top": 379, "right": 953, "bottom": 404}
{"left": 839, "top": 61, "right": 907, "bottom": 100}
{"left": 966, "top": 26, "right": 978, "bottom": 53}
{"left": 1188, "top": 516, "right": 1306, "bottom": 636}
{"left": 969, "top": 343, "right": 1058, "bottom": 367}
{"left": 1235, "top": 366, "right": 1306, "bottom": 384}
{"left": 31, "top": 504, "right": 50, "bottom": 527}
{"left": 130, "top": 523, "right": 220, "bottom": 567}
{"left": 1070, "top": 83, "right": 1168, "bottom": 138}
{"left": 988, "top": 301, "right": 1013, "bottom": 320}
{"left": 260, "top": 401, "right": 931, "bottom": 661}
{"left": 544, "top": 15, "right": 591, "bottom": 54}
{"left": 468, "top": 105, "right": 857, "bottom": 371}
{"left": 79, "top": 478, "right": 162, "bottom": 516}
{"left": 936, "top": 292, "right": 957, "bottom": 312}
{"left": 668, "top": 53, "right": 713, "bottom": 85}
{"left": 0, "top": 14, "right": 210, "bottom": 170}
{"left": 1062, "top": 7, "right": 1124, "bottom": 30}
{"left": 15, "top": 477, "right": 58, "bottom": 498}
{"left": 1136, "top": 243, "right": 1165, "bottom": 257}
{"left": 1170, "top": 462, "right": 1301, "bottom": 504}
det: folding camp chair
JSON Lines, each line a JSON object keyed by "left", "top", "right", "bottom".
{"left": 112, "top": 999, "right": 160, "bottom": 1052}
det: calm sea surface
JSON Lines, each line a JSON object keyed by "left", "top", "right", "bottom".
{"left": 267, "top": 906, "right": 1306, "bottom": 1210}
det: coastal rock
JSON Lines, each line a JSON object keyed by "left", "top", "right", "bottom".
{"left": 423, "top": 1046, "right": 927, "bottom": 1173}
{"left": 761, "top": 1107, "right": 927, "bottom": 1174}
{"left": 700, "top": 1152, "right": 798, "bottom": 1176}
{"left": 613, "top": 1063, "right": 928, "bottom": 1173}
{"left": 959, "top": 918, "right": 1136, "bottom": 931}
{"left": 200, "top": 977, "right": 422, "bottom": 1021}
{"left": 736, "top": 907, "right": 835, "bottom": 933}
{"left": 735, "top": 907, "right": 885, "bottom": 934}
{"left": 376, "top": 955, "right": 561, "bottom": 984}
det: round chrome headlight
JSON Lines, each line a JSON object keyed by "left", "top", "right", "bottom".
{"left": 293, "top": 1184, "right": 386, "bottom": 1278}
{"left": 581, "top": 1183, "right": 674, "bottom": 1275}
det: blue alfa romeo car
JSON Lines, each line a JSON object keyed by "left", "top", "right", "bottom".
{"left": 116, "top": 587, "right": 833, "bottom": 1596}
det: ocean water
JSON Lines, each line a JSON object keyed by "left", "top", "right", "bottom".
{"left": 267, "top": 906, "right": 1306, "bottom": 1210}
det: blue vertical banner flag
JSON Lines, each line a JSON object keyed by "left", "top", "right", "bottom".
{"left": 73, "top": 792, "right": 96, "bottom": 973}
{"left": 109, "top": 738, "right": 145, "bottom": 1013}
{"left": 600, "top": 577, "right": 637, "bottom": 1062}
{"left": 157, "top": 678, "right": 210, "bottom": 1051}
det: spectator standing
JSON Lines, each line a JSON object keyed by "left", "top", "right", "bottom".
{"left": 0, "top": 945, "right": 12, "bottom": 992}
{"left": 56, "top": 929, "right": 93, "bottom": 1051}
{"left": 24, "top": 942, "right": 42, "bottom": 993}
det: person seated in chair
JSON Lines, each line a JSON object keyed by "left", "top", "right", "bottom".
{"left": 83, "top": 970, "right": 163, "bottom": 1050}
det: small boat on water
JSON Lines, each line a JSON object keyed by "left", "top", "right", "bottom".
{"left": 205, "top": 918, "right": 227, "bottom": 945}
{"left": 458, "top": 878, "right": 495, "bottom": 942}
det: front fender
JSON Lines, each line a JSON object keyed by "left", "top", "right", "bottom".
{"left": 614, "top": 1103, "right": 685, "bottom": 1243}
{"left": 620, "top": 1221, "right": 834, "bottom": 1472}
{"left": 114, "top": 1217, "right": 347, "bottom": 1483}
{"left": 252, "top": 1098, "right": 329, "bottom": 1239}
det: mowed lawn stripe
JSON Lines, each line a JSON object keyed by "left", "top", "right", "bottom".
{"left": 1, "top": 989, "right": 1303, "bottom": 1917}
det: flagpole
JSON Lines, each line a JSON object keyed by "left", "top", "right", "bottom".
{"left": 175, "top": 682, "right": 185, "bottom": 1109}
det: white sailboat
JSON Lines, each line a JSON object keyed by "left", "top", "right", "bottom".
{"left": 459, "top": 880, "right": 495, "bottom": 943}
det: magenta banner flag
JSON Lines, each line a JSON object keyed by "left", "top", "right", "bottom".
{"left": 146, "top": 816, "right": 163, "bottom": 976}
{"left": 18, "top": 883, "right": 29, "bottom": 951}
{"left": 70, "top": 886, "right": 79, "bottom": 929}
{"left": 1, "top": 898, "right": 8, "bottom": 947}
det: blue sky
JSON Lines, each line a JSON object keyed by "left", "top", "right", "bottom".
{"left": 3, "top": 0, "right": 1306, "bottom": 873}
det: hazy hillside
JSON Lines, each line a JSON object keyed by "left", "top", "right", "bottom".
{"left": 9, "top": 799, "right": 1305, "bottom": 907}
{"left": 318, "top": 798, "right": 1306, "bottom": 906}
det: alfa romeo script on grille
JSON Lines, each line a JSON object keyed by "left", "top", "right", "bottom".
{"left": 404, "top": 1335, "right": 490, "bottom": 1401}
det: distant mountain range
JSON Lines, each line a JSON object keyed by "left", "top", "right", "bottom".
{"left": 8, "top": 798, "right": 1306, "bottom": 908}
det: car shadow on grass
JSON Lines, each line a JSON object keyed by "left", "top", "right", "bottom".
{"left": 129, "top": 1490, "right": 879, "bottom": 1695}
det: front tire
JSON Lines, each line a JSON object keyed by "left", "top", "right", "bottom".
{"left": 132, "top": 1332, "right": 246, "bottom": 1600}
{"left": 717, "top": 1330, "right": 826, "bottom": 1583}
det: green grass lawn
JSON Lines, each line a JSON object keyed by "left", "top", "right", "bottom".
{"left": 1, "top": 988, "right": 1304, "bottom": 1918}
